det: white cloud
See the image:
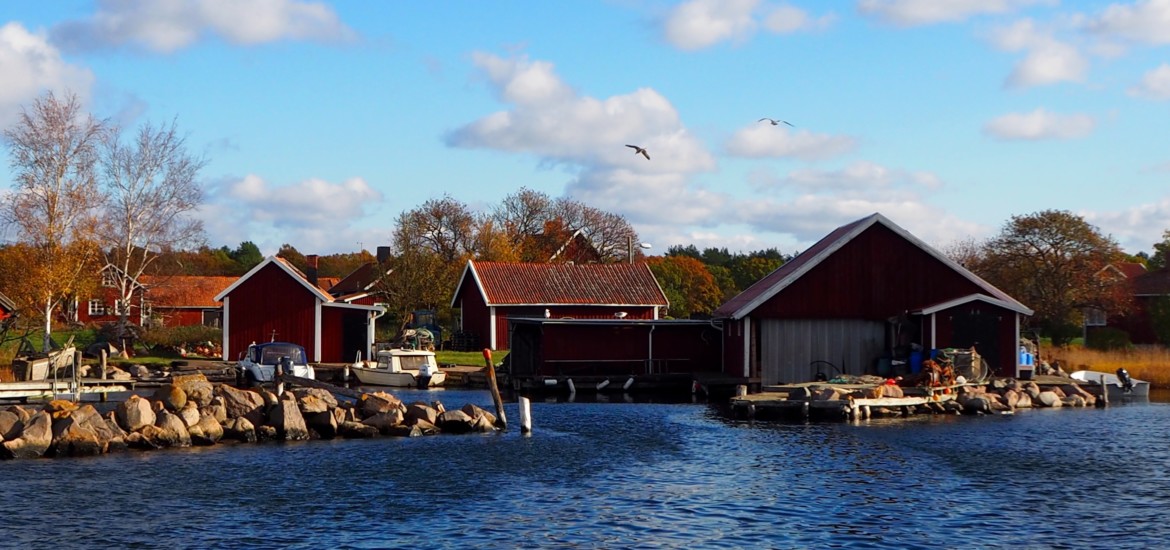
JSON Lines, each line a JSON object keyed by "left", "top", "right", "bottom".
{"left": 1129, "top": 63, "right": 1170, "bottom": 99}
{"left": 725, "top": 122, "right": 857, "bottom": 161}
{"left": 983, "top": 108, "right": 1095, "bottom": 140}
{"left": 0, "top": 22, "right": 95, "bottom": 128}
{"left": 1082, "top": 197, "right": 1170, "bottom": 255}
{"left": 858, "top": 0, "right": 1055, "bottom": 27}
{"left": 662, "top": 0, "right": 833, "bottom": 50}
{"left": 1086, "top": 0, "right": 1170, "bottom": 45}
{"left": 50, "top": 0, "right": 356, "bottom": 54}
{"left": 990, "top": 19, "right": 1088, "bottom": 88}
{"left": 751, "top": 161, "right": 943, "bottom": 192}
{"left": 198, "top": 174, "right": 386, "bottom": 254}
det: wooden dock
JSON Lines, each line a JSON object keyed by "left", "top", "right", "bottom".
{"left": 0, "top": 378, "right": 136, "bottom": 402}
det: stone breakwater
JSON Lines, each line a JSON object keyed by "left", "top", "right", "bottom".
{"left": 0, "top": 374, "right": 500, "bottom": 459}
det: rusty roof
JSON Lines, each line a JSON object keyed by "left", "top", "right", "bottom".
{"left": 453, "top": 260, "right": 668, "bottom": 307}
{"left": 713, "top": 213, "right": 1031, "bottom": 319}
{"left": 140, "top": 276, "right": 236, "bottom": 308}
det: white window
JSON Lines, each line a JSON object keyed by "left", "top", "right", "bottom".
{"left": 101, "top": 271, "right": 117, "bottom": 288}
{"left": 1084, "top": 307, "right": 1106, "bottom": 326}
{"left": 88, "top": 299, "right": 107, "bottom": 316}
{"left": 113, "top": 300, "right": 127, "bottom": 315}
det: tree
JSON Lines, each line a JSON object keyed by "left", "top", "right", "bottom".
{"left": 229, "top": 241, "right": 264, "bottom": 273}
{"left": 1149, "top": 230, "right": 1170, "bottom": 271}
{"left": 97, "top": 118, "right": 207, "bottom": 329}
{"left": 553, "top": 198, "right": 639, "bottom": 263}
{"left": 1, "top": 91, "right": 105, "bottom": 351}
{"left": 727, "top": 254, "right": 785, "bottom": 290}
{"left": 492, "top": 188, "right": 554, "bottom": 258}
{"left": 275, "top": 243, "right": 307, "bottom": 271}
{"left": 647, "top": 255, "right": 723, "bottom": 318}
{"left": 970, "top": 210, "right": 1128, "bottom": 345}
{"left": 396, "top": 195, "right": 478, "bottom": 263}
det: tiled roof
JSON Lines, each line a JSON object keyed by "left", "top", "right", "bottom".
{"left": 318, "top": 277, "right": 341, "bottom": 291}
{"left": 1133, "top": 269, "right": 1170, "bottom": 296}
{"left": 713, "top": 213, "right": 1030, "bottom": 319}
{"left": 1115, "top": 262, "right": 1148, "bottom": 279}
{"left": 140, "top": 276, "right": 236, "bottom": 308}
{"left": 457, "top": 261, "right": 668, "bottom": 306}
{"left": 329, "top": 263, "right": 386, "bottom": 296}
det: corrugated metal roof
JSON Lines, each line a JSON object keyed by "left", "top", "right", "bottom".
{"left": 713, "top": 212, "right": 1031, "bottom": 319}
{"left": 459, "top": 261, "right": 668, "bottom": 306}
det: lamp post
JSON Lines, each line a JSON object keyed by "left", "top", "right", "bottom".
{"left": 627, "top": 235, "right": 652, "bottom": 264}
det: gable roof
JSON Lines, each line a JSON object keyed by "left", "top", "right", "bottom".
{"left": 0, "top": 290, "right": 15, "bottom": 314}
{"left": 714, "top": 212, "right": 1032, "bottom": 319}
{"left": 329, "top": 262, "right": 390, "bottom": 297}
{"left": 214, "top": 256, "right": 334, "bottom": 303}
{"left": 140, "top": 276, "right": 236, "bottom": 308}
{"left": 451, "top": 260, "right": 669, "bottom": 307}
{"left": 1098, "top": 262, "right": 1147, "bottom": 280}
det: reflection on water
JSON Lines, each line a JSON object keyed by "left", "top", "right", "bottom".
{"left": 2, "top": 388, "right": 1168, "bottom": 548}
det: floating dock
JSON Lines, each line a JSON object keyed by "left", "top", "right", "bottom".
{"left": 0, "top": 378, "right": 136, "bottom": 402}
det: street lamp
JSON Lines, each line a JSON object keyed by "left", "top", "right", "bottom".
{"left": 627, "top": 236, "right": 652, "bottom": 264}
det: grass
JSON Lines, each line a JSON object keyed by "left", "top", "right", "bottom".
{"left": 1046, "top": 345, "right": 1170, "bottom": 388}
{"left": 436, "top": 349, "right": 508, "bottom": 367}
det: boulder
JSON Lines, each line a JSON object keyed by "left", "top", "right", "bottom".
{"left": 338, "top": 421, "right": 379, "bottom": 438}
{"left": 880, "top": 384, "right": 904, "bottom": 399}
{"left": 152, "top": 384, "right": 188, "bottom": 412}
{"left": 115, "top": 395, "right": 156, "bottom": 432}
{"left": 359, "top": 391, "right": 403, "bottom": 418}
{"left": 50, "top": 406, "right": 107, "bottom": 457}
{"left": 0, "top": 410, "right": 23, "bottom": 441}
{"left": 178, "top": 401, "right": 202, "bottom": 428}
{"left": 413, "top": 419, "right": 440, "bottom": 435}
{"left": 259, "top": 389, "right": 279, "bottom": 408}
{"left": 296, "top": 393, "right": 331, "bottom": 415}
{"left": 304, "top": 411, "right": 338, "bottom": 440}
{"left": 6, "top": 405, "right": 32, "bottom": 424}
{"left": 3, "top": 411, "right": 53, "bottom": 459}
{"left": 1063, "top": 384, "right": 1095, "bottom": 404}
{"left": 109, "top": 366, "right": 133, "bottom": 381}
{"left": 268, "top": 394, "right": 309, "bottom": 441}
{"left": 202, "top": 397, "right": 228, "bottom": 425}
{"left": 216, "top": 385, "right": 267, "bottom": 425}
{"left": 292, "top": 387, "right": 338, "bottom": 411}
{"left": 132, "top": 365, "right": 151, "bottom": 378}
{"left": 1064, "top": 395, "right": 1087, "bottom": 407}
{"left": 469, "top": 413, "right": 496, "bottom": 432}
{"left": 99, "top": 413, "right": 129, "bottom": 453}
{"left": 150, "top": 410, "right": 193, "bottom": 448}
{"left": 1015, "top": 392, "right": 1034, "bottom": 408}
{"left": 362, "top": 411, "right": 405, "bottom": 434}
{"left": 385, "top": 424, "right": 423, "bottom": 437}
{"left": 45, "top": 399, "right": 79, "bottom": 419}
{"left": 223, "top": 417, "right": 257, "bottom": 443}
{"left": 1036, "top": 391, "right": 1063, "bottom": 408}
{"left": 431, "top": 400, "right": 446, "bottom": 414}
{"left": 436, "top": 410, "right": 476, "bottom": 434}
{"left": 1002, "top": 389, "right": 1021, "bottom": 409}
{"left": 1048, "top": 386, "right": 1067, "bottom": 399}
{"left": 256, "top": 424, "right": 278, "bottom": 441}
{"left": 960, "top": 396, "right": 991, "bottom": 414}
{"left": 461, "top": 404, "right": 497, "bottom": 427}
{"left": 188, "top": 415, "right": 224, "bottom": 446}
{"left": 172, "top": 374, "right": 214, "bottom": 407}
{"left": 1022, "top": 382, "right": 1041, "bottom": 399}
{"left": 404, "top": 402, "right": 440, "bottom": 426}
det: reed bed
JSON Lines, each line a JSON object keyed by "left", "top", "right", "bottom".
{"left": 1046, "top": 345, "right": 1170, "bottom": 388}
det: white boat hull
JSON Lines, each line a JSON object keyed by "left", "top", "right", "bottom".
{"left": 1070, "top": 370, "right": 1150, "bottom": 398}
{"left": 352, "top": 366, "right": 446, "bottom": 388}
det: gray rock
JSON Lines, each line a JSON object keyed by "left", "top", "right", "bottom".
{"left": 202, "top": 397, "right": 228, "bottom": 425}
{"left": 461, "top": 404, "right": 497, "bottom": 427}
{"left": 360, "top": 391, "right": 403, "bottom": 418}
{"left": 1037, "top": 391, "right": 1063, "bottom": 407}
{"left": 437, "top": 410, "right": 476, "bottom": 434}
{"left": 152, "top": 384, "right": 188, "bottom": 412}
{"left": 189, "top": 414, "right": 224, "bottom": 446}
{"left": 173, "top": 374, "right": 214, "bottom": 407}
{"left": 150, "top": 409, "right": 193, "bottom": 447}
{"left": 292, "top": 387, "right": 338, "bottom": 411}
{"left": 115, "top": 395, "right": 156, "bottom": 432}
{"left": 0, "top": 410, "right": 22, "bottom": 441}
{"left": 3, "top": 411, "right": 53, "bottom": 459}
{"left": 215, "top": 384, "right": 267, "bottom": 425}
{"left": 338, "top": 421, "right": 379, "bottom": 438}
{"left": 223, "top": 417, "right": 257, "bottom": 443}
{"left": 404, "top": 402, "right": 440, "bottom": 426}
{"left": 268, "top": 394, "right": 309, "bottom": 441}
{"left": 179, "top": 401, "right": 202, "bottom": 428}
{"left": 385, "top": 424, "right": 423, "bottom": 437}
{"left": 362, "top": 411, "right": 405, "bottom": 434}
{"left": 304, "top": 411, "right": 337, "bottom": 439}
{"left": 50, "top": 406, "right": 107, "bottom": 457}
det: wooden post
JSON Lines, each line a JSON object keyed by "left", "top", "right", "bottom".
{"left": 735, "top": 384, "right": 748, "bottom": 397}
{"left": 73, "top": 350, "right": 82, "bottom": 402}
{"left": 519, "top": 396, "right": 532, "bottom": 434}
{"left": 100, "top": 349, "right": 108, "bottom": 380}
{"left": 482, "top": 348, "right": 508, "bottom": 429}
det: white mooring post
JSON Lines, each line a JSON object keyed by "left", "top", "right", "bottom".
{"left": 566, "top": 378, "right": 576, "bottom": 396}
{"left": 596, "top": 379, "right": 610, "bottom": 391}
{"left": 519, "top": 396, "right": 532, "bottom": 434}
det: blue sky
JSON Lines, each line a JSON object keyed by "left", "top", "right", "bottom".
{"left": 2, "top": 0, "right": 1169, "bottom": 258}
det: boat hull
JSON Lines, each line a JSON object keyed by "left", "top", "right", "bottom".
{"left": 352, "top": 366, "right": 446, "bottom": 388}
{"left": 1070, "top": 370, "right": 1150, "bottom": 398}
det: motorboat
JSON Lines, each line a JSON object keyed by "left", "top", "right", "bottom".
{"left": 351, "top": 348, "right": 445, "bottom": 388}
{"left": 1070, "top": 369, "right": 1150, "bottom": 399}
{"left": 12, "top": 345, "right": 76, "bottom": 381}
{"left": 236, "top": 342, "right": 315, "bottom": 386}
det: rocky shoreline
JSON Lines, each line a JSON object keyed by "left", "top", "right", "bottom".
{"left": 0, "top": 374, "right": 500, "bottom": 460}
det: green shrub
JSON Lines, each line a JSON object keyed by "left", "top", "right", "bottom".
{"left": 141, "top": 325, "right": 223, "bottom": 351}
{"left": 1086, "top": 327, "right": 1132, "bottom": 351}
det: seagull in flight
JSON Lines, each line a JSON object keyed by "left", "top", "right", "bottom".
{"left": 759, "top": 117, "right": 794, "bottom": 127}
{"left": 626, "top": 144, "right": 650, "bottom": 160}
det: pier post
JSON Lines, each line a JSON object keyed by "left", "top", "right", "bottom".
{"left": 566, "top": 378, "right": 576, "bottom": 396}
{"left": 100, "top": 349, "right": 107, "bottom": 380}
{"left": 519, "top": 396, "right": 532, "bottom": 434}
{"left": 482, "top": 349, "right": 508, "bottom": 429}
{"left": 596, "top": 379, "right": 610, "bottom": 391}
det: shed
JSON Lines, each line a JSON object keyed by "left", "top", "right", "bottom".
{"left": 714, "top": 213, "right": 1033, "bottom": 385}
{"left": 1088, "top": 264, "right": 1170, "bottom": 345}
{"left": 507, "top": 318, "right": 724, "bottom": 387}
{"left": 139, "top": 275, "right": 235, "bottom": 327}
{"left": 450, "top": 260, "right": 669, "bottom": 350}
{"left": 215, "top": 256, "right": 385, "bottom": 363}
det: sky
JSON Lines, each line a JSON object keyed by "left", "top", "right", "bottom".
{"left": 2, "top": 0, "right": 1170, "bottom": 259}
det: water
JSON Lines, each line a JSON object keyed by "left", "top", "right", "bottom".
{"left": 3, "top": 389, "right": 1169, "bottom": 549}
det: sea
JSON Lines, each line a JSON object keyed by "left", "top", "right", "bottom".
{"left": 2, "top": 388, "right": 1168, "bottom": 549}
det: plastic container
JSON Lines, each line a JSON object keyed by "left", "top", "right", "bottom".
{"left": 909, "top": 351, "right": 923, "bottom": 374}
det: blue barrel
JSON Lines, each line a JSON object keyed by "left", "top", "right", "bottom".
{"left": 910, "top": 351, "right": 923, "bottom": 374}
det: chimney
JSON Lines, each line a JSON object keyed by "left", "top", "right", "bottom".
{"left": 376, "top": 246, "right": 392, "bottom": 264}
{"left": 306, "top": 254, "right": 319, "bottom": 286}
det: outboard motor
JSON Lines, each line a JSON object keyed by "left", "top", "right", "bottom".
{"left": 1116, "top": 368, "right": 1135, "bottom": 393}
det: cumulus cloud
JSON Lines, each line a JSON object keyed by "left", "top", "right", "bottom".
{"left": 750, "top": 161, "right": 943, "bottom": 192}
{"left": 989, "top": 19, "right": 1088, "bottom": 88}
{"left": 661, "top": 0, "right": 833, "bottom": 50}
{"left": 983, "top": 108, "right": 1095, "bottom": 140}
{"left": 1129, "top": 63, "right": 1170, "bottom": 99}
{"left": 858, "top": 0, "right": 1055, "bottom": 26}
{"left": 725, "top": 122, "right": 857, "bottom": 161}
{"left": 50, "top": 0, "right": 356, "bottom": 54}
{"left": 1085, "top": 0, "right": 1170, "bottom": 45}
{"left": 0, "top": 22, "right": 95, "bottom": 128}
{"left": 1082, "top": 197, "right": 1170, "bottom": 255}
{"left": 197, "top": 174, "right": 386, "bottom": 254}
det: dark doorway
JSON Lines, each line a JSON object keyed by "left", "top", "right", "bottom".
{"left": 342, "top": 313, "right": 367, "bottom": 363}
{"left": 950, "top": 308, "right": 1001, "bottom": 375}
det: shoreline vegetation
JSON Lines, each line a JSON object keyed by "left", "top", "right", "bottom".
{"left": 1047, "top": 345, "right": 1170, "bottom": 388}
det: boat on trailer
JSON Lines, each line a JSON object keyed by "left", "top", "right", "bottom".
{"left": 351, "top": 348, "right": 445, "bottom": 388}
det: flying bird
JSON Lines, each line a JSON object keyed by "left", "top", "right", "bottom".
{"left": 759, "top": 117, "right": 794, "bottom": 127}
{"left": 626, "top": 144, "right": 650, "bottom": 160}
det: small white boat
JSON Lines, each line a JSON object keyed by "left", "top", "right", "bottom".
{"left": 12, "top": 345, "right": 76, "bottom": 382}
{"left": 1070, "top": 369, "right": 1150, "bottom": 399}
{"left": 236, "top": 342, "right": 315, "bottom": 386}
{"left": 351, "top": 348, "right": 445, "bottom": 388}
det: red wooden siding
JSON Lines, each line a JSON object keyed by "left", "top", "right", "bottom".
{"left": 508, "top": 320, "right": 722, "bottom": 377}
{"left": 494, "top": 305, "right": 657, "bottom": 351}
{"left": 752, "top": 225, "right": 988, "bottom": 319}
{"left": 928, "top": 302, "right": 1019, "bottom": 376}
{"left": 455, "top": 278, "right": 492, "bottom": 348}
{"left": 225, "top": 263, "right": 318, "bottom": 361}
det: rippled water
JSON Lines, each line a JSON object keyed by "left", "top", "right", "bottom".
{"left": 3, "top": 389, "right": 1169, "bottom": 549}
